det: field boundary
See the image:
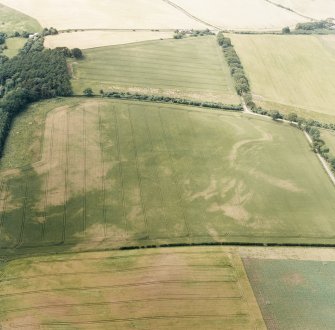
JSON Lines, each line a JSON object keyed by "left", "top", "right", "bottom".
{"left": 162, "top": 0, "right": 220, "bottom": 30}
{"left": 264, "top": 0, "right": 315, "bottom": 21}
{"left": 81, "top": 94, "right": 242, "bottom": 111}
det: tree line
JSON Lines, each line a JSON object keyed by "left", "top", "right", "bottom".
{"left": 217, "top": 32, "right": 251, "bottom": 96}
{"left": 0, "top": 37, "right": 72, "bottom": 155}
{"left": 87, "top": 89, "right": 243, "bottom": 111}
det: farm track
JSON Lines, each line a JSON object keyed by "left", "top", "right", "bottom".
{"left": 264, "top": 0, "right": 315, "bottom": 21}
{"left": 162, "top": 0, "right": 220, "bottom": 30}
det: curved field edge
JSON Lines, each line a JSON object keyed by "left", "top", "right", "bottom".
{"left": 0, "top": 247, "right": 266, "bottom": 329}
{"left": 1, "top": 98, "right": 335, "bottom": 258}
{"left": 0, "top": 3, "right": 41, "bottom": 34}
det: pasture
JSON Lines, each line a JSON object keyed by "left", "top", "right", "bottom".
{"left": 170, "top": 0, "right": 304, "bottom": 30}
{"left": 71, "top": 36, "right": 239, "bottom": 104}
{"left": 243, "top": 258, "right": 335, "bottom": 329}
{"left": 3, "top": 37, "right": 25, "bottom": 58}
{"left": 230, "top": 34, "right": 335, "bottom": 122}
{"left": 321, "top": 129, "right": 335, "bottom": 156}
{"left": 0, "top": 3, "right": 41, "bottom": 34}
{"left": 0, "top": 0, "right": 206, "bottom": 30}
{"left": 44, "top": 30, "right": 174, "bottom": 50}
{"left": 272, "top": 0, "right": 335, "bottom": 20}
{"left": 0, "top": 247, "right": 265, "bottom": 329}
{"left": 1, "top": 98, "right": 335, "bottom": 255}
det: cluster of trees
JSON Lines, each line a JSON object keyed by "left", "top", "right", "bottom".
{"left": 19, "top": 36, "right": 44, "bottom": 54}
{"left": 97, "top": 90, "right": 242, "bottom": 111}
{"left": 305, "top": 125, "right": 335, "bottom": 172}
{"left": 217, "top": 32, "right": 250, "bottom": 96}
{"left": 41, "top": 27, "right": 58, "bottom": 36}
{"left": 0, "top": 32, "right": 6, "bottom": 45}
{"left": 0, "top": 38, "right": 72, "bottom": 155}
{"left": 54, "top": 47, "right": 83, "bottom": 59}
{"left": 256, "top": 108, "right": 335, "bottom": 172}
{"left": 282, "top": 19, "right": 335, "bottom": 35}
{"left": 296, "top": 20, "right": 334, "bottom": 31}
{"left": 174, "top": 29, "right": 214, "bottom": 39}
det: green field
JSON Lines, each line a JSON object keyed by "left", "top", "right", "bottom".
{"left": 1, "top": 98, "right": 335, "bottom": 256}
{"left": 230, "top": 34, "right": 335, "bottom": 122}
{"left": 243, "top": 258, "right": 335, "bottom": 330}
{"left": 3, "top": 37, "right": 26, "bottom": 58}
{"left": 0, "top": 3, "right": 41, "bottom": 34}
{"left": 71, "top": 36, "right": 240, "bottom": 104}
{"left": 0, "top": 247, "right": 265, "bottom": 329}
{"left": 321, "top": 129, "right": 335, "bottom": 156}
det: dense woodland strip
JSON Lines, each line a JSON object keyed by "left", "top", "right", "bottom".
{"left": 100, "top": 90, "right": 242, "bottom": 111}
{"left": 0, "top": 36, "right": 72, "bottom": 155}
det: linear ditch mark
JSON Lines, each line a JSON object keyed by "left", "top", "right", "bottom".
{"left": 158, "top": 108, "right": 191, "bottom": 238}
{"left": 143, "top": 109, "right": 169, "bottom": 233}
{"left": 0, "top": 264, "right": 234, "bottom": 283}
{"left": 0, "top": 181, "right": 8, "bottom": 233}
{"left": 162, "top": 0, "right": 220, "bottom": 30}
{"left": 0, "top": 296, "right": 242, "bottom": 315}
{"left": 264, "top": 0, "right": 316, "bottom": 21}
{"left": 0, "top": 279, "right": 238, "bottom": 299}
{"left": 98, "top": 104, "right": 107, "bottom": 238}
{"left": 82, "top": 107, "right": 87, "bottom": 237}
{"left": 113, "top": 108, "right": 129, "bottom": 234}
{"left": 128, "top": 106, "right": 150, "bottom": 239}
{"left": 61, "top": 110, "right": 70, "bottom": 244}
{"left": 15, "top": 183, "right": 28, "bottom": 248}
{"left": 32, "top": 314, "right": 249, "bottom": 328}
{"left": 42, "top": 116, "right": 55, "bottom": 241}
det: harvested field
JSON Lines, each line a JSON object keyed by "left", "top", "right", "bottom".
{"left": 244, "top": 258, "right": 335, "bottom": 329}
{"left": 271, "top": 0, "right": 335, "bottom": 20}
{"left": 169, "top": 0, "right": 305, "bottom": 30}
{"left": 0, "top": 2, "right": 41, "bottom": 34}
{"left": 71, "top": 36, "right": 239, "bottom": 104}
{"left": 0, "top": 0, "right": 207, "bottom": 30}
{"left": 230, "top": 34, "right": 335, "bottom": 121}
{"left": 1, "top": 98, "right": 335, "bottom": 255}
{"left": 0, "top": 247, "right": 265, "bottom": 329}
{"left": 44, "top": 30, "right": 174, "bottom": 50}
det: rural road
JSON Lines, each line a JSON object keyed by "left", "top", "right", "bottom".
{"left": 242, "top": 99, "right": 335, "bottom": 187}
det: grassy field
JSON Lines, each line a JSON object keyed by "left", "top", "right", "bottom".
{"left": 321, "top": 129, "right": 335, "bottom": 156}
{"left": 3, "top": 37, "right": 25, "bottom": 58}
{"left": 0, "top": 3, "right": 41, "bottom": 34}
{"left": 230, "top": 34, "right": 335, "bottom": 122}
{"left": 45, "top": 31, "right": 174, "bottom": 50}
{"left": 0, "top": 0, "right": 207, "bottom": 30}
{"left": 171, "top": 0, "right": 304, "bottom": 30}
{"left": 272, "top": 0, "right": 335, "bottom": 20}
{"left": 243, "top": 258, "right": 335, "bottom": 329}
{"left": 0, "top": 247, "right": 265, "bottom": 329}
{"left": 71, "top": 36, "right": 239, "bottom": 104}
{"left": 1, "top": 98, "right": 335, "bottom": 255}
